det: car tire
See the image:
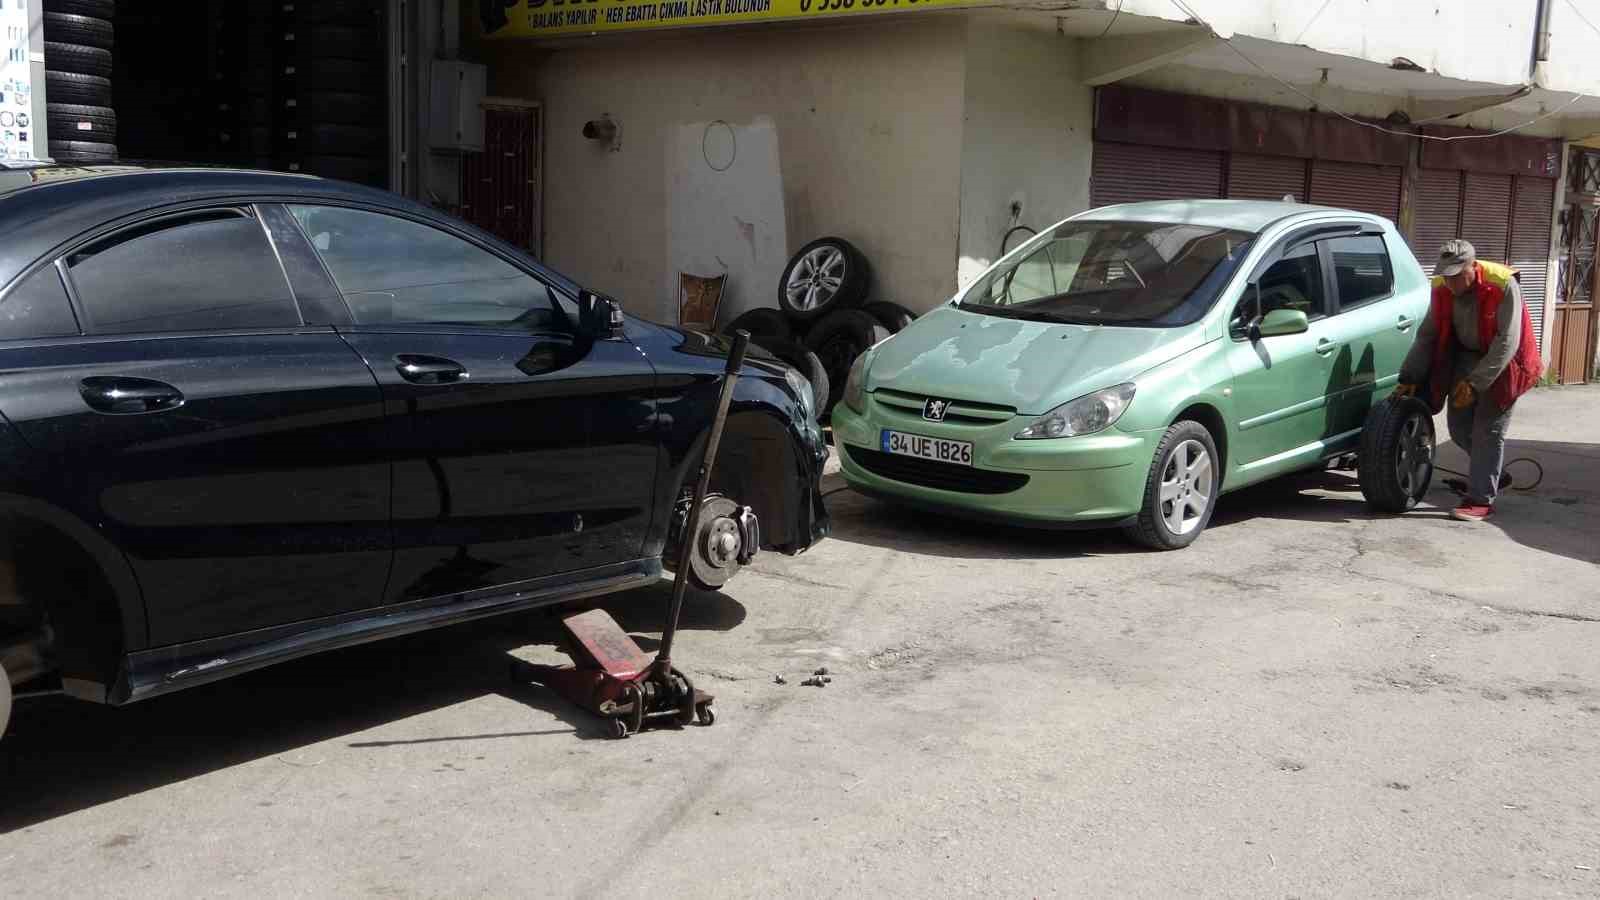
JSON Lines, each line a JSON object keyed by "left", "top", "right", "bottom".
{"left": 863, "top": 300, "right": 916, "bottom": 333}
{"left": 46, "top": 103, "right": 117, "bottom": 142}
{"left": 1126, "top": 420, "right": 1220, "bottom": 551}
{"left": 47, "top": 139, "right": 117, "bottom": 161}
{"left": 778, "top": 237, "right": 870, "bottom": 323}
{"left": 44, "top": 41, "right": 112, "bottom": 77}
{"left": 804, "top": 309, "right": 887, "bottom": 415}
{"left": 722, "top": 308, "right": 793, "bottom": 343}
{"left": 1358, "top": 395, "right": 1435, "bottom": 513}
{"left": 761, "top": 339, "right": 830, "bottom": 417}
{"left": 44, "top": 71, "right": 112, "bottom": 106}
{"left": 43, "top": 0, "right": 115, "bottom": 18}
{"left": 43, "top": 12, "right": 115, "bottom": 50}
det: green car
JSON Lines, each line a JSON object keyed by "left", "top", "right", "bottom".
{"left": 832, "top": 200, "right": 1432, "bottom": 549}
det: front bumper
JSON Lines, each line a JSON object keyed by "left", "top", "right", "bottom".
{"left": 831, "top": 399, "right": 1154, "bottom": 527}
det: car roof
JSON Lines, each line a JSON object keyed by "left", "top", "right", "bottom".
{"left": 0, "top": 165, "right": 579, "bottom": 294}
{"left": 1074, "top": 199, "right": 1390, "bottom": 233}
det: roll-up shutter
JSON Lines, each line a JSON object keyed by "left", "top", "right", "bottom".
{"left": 1226, "top": 153, "right": 1307, "bottom": 202}
{"left": 1308, "top": 160, "right": 1402, "bottom": 222}
{"left": 1091, "top": 142, "right": 1224, "bottom": 208}
{"left": 1460, "top": 173, "right": 1512, "bottom": 264}
{"left": 1411, "top": 169, "right": 1463, "bottom": 270}
{"left": 1510, "top": 176, "right": 1556, "bottom": 349}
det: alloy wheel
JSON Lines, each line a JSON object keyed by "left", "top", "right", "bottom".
{"left": 1395, "top": 414, "right": 1434, "bottom": 499}
{"left": 784, "top": 246, "right": 847, "bottom": 312}
{"left": 1159, "top": 439, "right": 1213, "bottom": 536}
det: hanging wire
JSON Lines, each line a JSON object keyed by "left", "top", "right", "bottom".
{"left": 1096, "top": 0, "right": 1124, "bottom": 39}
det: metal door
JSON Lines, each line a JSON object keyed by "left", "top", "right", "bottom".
{"left": 459, "top": 103, "right": 542, "bottom": 257}
{"left": 1090, "top": 142, "right": 1224, "bottom": 208}
{"left": 1555, "top": 151, "right": 1600, "bottom": 384}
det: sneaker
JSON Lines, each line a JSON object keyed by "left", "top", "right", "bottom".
{"left": 1443, "top": 473, "right": 1513, "bottom": 496}
{"left": 1450, "top": 503, "right": 1494, "bottom": 522}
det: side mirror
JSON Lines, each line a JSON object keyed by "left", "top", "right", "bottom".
{"left": 577, "top": 290, "right": 625, "bottom": 340}
{"left": 1255, "top": 308, "right": 1309, "bottom": 339}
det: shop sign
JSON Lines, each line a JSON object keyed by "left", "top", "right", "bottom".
{"left": 478, "top": 0, "right": 982, "bottom": 39}
{"left": 0, "top": 5, "right": 35, "bottom": 162}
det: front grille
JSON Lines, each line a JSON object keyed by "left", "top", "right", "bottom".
{"left": 874, "top": 389, "right": 1015, "bottom": 425}
{"left": 846, "top": 446, "right": 1029, "bottom": 495}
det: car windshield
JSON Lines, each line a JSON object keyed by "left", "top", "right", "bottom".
{"left": 959, "top": 220, "right": 1256, "bottom": 326}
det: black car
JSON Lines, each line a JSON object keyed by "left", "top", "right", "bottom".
{"left": 0, "top": 165, "right": 828, "bottom": 739}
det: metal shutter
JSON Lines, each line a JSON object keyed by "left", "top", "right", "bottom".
{"left": 1091, "top": 142, "right": 1224, "bottom": 208}
{"left": 1411, "top": 169, "right": 1462, "bottom": 270}
{"left": 1227, "top": 153, "right": 1307, "bottom": 202}
{"left": 1510, "top": 176, "right": 1556, "bottom": 349}
{"left": 1308, "top": 160, "right": 1402, "bottom": 223}
{"left": 1460, "top": 173, "right": 1512, "bottom": 264}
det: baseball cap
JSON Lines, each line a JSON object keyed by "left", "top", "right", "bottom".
{"left": 1437, "top": 239, "right": 1476, "bottom": 277}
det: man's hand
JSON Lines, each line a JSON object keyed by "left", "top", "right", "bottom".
{"left": 1393, "top": 383, "right": 1417, "bottom": 399}
{"left": 1451, "top": 381, "right": 1476, "bottom": 409}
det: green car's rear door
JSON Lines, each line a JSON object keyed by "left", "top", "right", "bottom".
{"left": 1317, "top": 233, "right": 1413, "bottom": 449}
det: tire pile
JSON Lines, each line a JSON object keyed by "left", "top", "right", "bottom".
{"left": 720, "top": 236, "right": 917, "bottom": 418}
{"left": 43, "top": 0, "right": 118, "bottom": 164}
{"left": 209, "top": 0, "right": 388, "bottom": 186}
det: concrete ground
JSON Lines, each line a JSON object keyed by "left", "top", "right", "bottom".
{"left": 3, "top": 385, "right": 1598, "bottom": 899}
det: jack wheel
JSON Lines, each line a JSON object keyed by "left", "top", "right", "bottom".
{"left": 608, "top": 718, "right": 629, "bottom": 740}
{"left": 695, "top": 703, "right": 716, "bottom": 727}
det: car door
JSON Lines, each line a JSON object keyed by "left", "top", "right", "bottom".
{"left": 1223, "top": 240, "right": 1340, "bottom": 475}
{"left": 280, "top": 203, "right": 659, "bottom": 605}
{"left": 0, "top": 205, "right": 393, "bottom": 647}
{"left": 1317, "top": 232, "right": 1408, "bottom": 448}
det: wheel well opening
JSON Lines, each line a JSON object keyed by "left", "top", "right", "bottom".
{"left": 1174, "top": 403, "right": 1228, "bottom": 483}
{"left": 704, "top": 410, "right": 801, "bottom": 551}
{"left": 2, "top": 519, "right": 124, "bottom": 695}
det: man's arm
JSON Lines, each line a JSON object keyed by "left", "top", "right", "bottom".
{"left": 1399, "top": 299, "right": 1439, "bottom": 385}
{"left": 1467, "top": 277, "right": 1522, "bottom": 393}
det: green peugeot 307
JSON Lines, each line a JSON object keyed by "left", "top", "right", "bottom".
{"left": 832, "top": 200, "right": 1432, "bottom": 549}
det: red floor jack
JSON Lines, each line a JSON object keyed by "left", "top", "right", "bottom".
{"left": 514, "top": 331, "right": 753, "bottom": 739}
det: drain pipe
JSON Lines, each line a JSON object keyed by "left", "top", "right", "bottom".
{"left": 1531, "top": 0, "right": 1553, "bottom": 85}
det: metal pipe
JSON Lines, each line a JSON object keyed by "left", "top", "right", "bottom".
{"left": 655, "top": 330, "right": 750, "bottom": 673}
{"left": 1532, "top": 0, "right": 1553, "bottom": 79}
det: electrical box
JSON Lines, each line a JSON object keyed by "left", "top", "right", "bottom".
{"left": 429, "top": 61, "right": 486, "bottom": 153}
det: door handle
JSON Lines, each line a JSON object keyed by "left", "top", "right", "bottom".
{"left": 1396, "top": 315, "right": 1415, "bottom": 333}
{"left": 395, "top": 355, "right": 468, "bottom": 385}
{"left": 79, "top": 376, "right": 185, "bottom": 415}
{"left": 1315, "top": 338, "right": 1338, "bottom": 357}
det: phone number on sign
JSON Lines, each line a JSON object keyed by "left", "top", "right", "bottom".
{"left": 801, "top": 0, "right": 936, "bottom": 11}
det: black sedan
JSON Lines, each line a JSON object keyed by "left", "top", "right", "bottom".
{"left": 0, "top": 165, "right": 828, "bottom": 738}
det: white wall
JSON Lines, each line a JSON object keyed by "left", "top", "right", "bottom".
{"left": 1542, "top": 0, "right": 1600, "bottom": 96}
{"left": 482, "top": 19, "right": 968, "bottom": 325}
{"left": 1114, "top": 0, "right": 1544, "bottom": 89}
{"left": 956, "top": 16, "right": 1094, "bottom": 292}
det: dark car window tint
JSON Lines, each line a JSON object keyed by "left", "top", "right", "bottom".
{"left": 1327, "top": 234, "right": 1394, "bottom": 310}
{"left": 0, "top": 266, "right": 80, "bottom": 340}
{"left": 67, "top": 210, "right": 300, "bottom": 335}
{"left": 288, "top": 205, "right": 556, "bottom": 330}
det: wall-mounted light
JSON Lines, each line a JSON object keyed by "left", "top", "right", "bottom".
{"left": 583, "top": 115, "right": 620, "bottom": 151}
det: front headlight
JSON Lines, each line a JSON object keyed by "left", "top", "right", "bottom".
{"left": 842, "top": 353, "right": 869, "bottom": 414}
{"left": 1015, "top": 384, "right": 1136, "bottom": 439}
{"left": 784, "top": 365, "right": 817, "bottom": 421}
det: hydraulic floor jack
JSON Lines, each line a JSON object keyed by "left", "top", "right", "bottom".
{"left": 514, "top": 331, "right": 753, "bottom": 739}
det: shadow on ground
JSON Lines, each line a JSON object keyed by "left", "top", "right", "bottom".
{"left": 0, "top": 582, "right": 745, "bottom": 833}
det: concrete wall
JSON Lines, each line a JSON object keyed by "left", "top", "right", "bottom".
{"left": 479, "top": 19, "right": 968, "bottom": 326}
{"left": 1543, "top": 0, "right": 1600, "bottom": 96}
{"left": 955, "top": 16, "right": 1093, "bottom": 291}
{"left": 1115, "top": 0, "right": 1548, "bottom": 88}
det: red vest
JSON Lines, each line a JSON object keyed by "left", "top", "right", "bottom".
{"left": 1425, "top": 260, "right": 1542, "bottom": 413}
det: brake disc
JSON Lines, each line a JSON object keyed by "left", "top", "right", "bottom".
{"left": 687, "top": 495, "right": 743, "bottom": 591}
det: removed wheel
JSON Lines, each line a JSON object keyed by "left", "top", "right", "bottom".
{"left": 722, "top": 308, "right": 793, "bottom": 343}
{"left": 43, "top": 0, "right": 115, "bottom": 17}
{"left": 43, "top": 12, "right": 114, "bottom": 50}
{"left": 804, "top": 309, "right": 887, "bottom": 415}
{"left": 1126, "top": 420, "right": 1219, "bottom": 550}
{"left": 43, "top": 41, "right": 112, "bottom": 77}
{"left": 47, "top": 103, "right": 117, "bottom": 143}
{"left": 761, "top": 339, "right": 830, "bottom": 418}
{"left": 1358, "top": 395, "right": 1435, "bottom": 513}
{"left": 778, "top": 237, "right": 870, "bottom": 323}
{"left": 47, "top": 139, "right": 117, "bottom": 161}
{"left": 44, "top": 71, "right": 112, "bottom": 106}
{"left": 863, "top": 300, "right": 916, "bottom": 333}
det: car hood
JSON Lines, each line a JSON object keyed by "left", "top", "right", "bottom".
{"left": 864, "top": 305, "right": 1204, "bottom": 414}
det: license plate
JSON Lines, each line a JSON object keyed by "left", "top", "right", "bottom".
{"left": 881, "top": 430, "right": 973, "bottom": 466}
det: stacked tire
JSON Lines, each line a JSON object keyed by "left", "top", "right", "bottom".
{"left": 43, "top": 0, "right": 117, "bottom": 163}
{"left": 720, "top": 236, "right": 918, "bottom": 419}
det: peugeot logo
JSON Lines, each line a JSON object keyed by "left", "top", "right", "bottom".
{"left": 922, "top": 398, "right": 951, "bottom": 422}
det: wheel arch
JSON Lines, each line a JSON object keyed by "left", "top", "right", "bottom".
{"left": 1170, "top": 401, "right": 1230, "bottom": 487}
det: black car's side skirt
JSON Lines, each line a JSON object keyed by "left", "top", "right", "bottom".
{"left": 114, "top": 558, "right": 664, "bottom": 705}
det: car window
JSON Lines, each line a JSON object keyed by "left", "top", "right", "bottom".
{"left": 1326, "top": 234, "right": 1393, "bottom": 310}
{"left": 288, "top": 205, "right": 559, "bottom": 330}
{"left": 0, "top": 265, "right": 80, "bottom": 340}
{"left": 66, "top": 209, "right": 301, "bottom": 335}
{"left": 1231, "top": 242, "right": 1326, "bottom": 336}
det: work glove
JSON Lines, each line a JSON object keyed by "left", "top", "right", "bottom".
{"left": 1451, "top": 381, "right": 1476, "bottom": 409}
{"left": 1393, "top": 383, "right": 1417, "bottom": 399}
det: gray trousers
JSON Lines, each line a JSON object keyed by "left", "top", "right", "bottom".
{"left": 1445, "top": 394, "right": 1515, "bottom": 505}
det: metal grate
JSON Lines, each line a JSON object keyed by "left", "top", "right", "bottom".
{"left": 1410, "top": 169, "right": 1462, "bottom": 270}
{"left": 1461, "top": 173, "right": 1512, "bottom": 264}
{"left": 1091, "top": 142, "right": 1224, "bottom": 208}
{"left": 844, "top": 446, "right": 1029, "bottom": 495}
{"left": 1509, "top": 176, "right": 1556, "bottom": 348}
{"left": 1226, "top": 153, "right": 1308, "bottom": 203}
{"left": 460, "top": 104, "right": 542, "bottom": 256}
{"left": 1308, "top": 160, "right": 1402, "bottom": 223}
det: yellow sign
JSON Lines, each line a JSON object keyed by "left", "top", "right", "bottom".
{"left": 477, "top": 0, "right": 978, "bottom": 39}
